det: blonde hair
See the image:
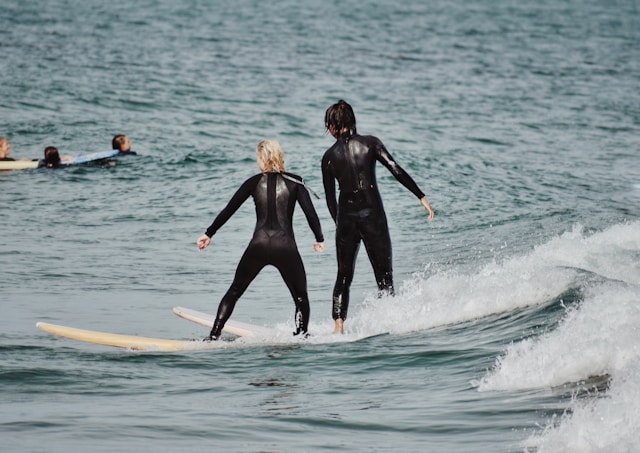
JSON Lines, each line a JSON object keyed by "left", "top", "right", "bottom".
{"left": 0, "top": 137, "right": 9, "bottom": 158}
{"left": 256, "top": 139, "right": 285, "bottom": 173}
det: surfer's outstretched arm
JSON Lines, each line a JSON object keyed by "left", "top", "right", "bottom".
{"left": 420, "top": 196, "right": 435, "bottom": 221}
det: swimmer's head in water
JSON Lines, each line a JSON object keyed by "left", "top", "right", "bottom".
{"left": 256, "top": 139, "right": 285, "bottom": 173}
{"left": 44, "top": 146, "right": 61, "bottom": 168}
{"left": 325, "top": 99, "right": 357, "bottom": 137}
{"left": 112, "top": 134, "right": 131, "bottom": 152}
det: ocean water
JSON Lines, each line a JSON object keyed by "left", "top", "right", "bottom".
{"left": 1, "top": 0, "right": 639, "bottom": 451}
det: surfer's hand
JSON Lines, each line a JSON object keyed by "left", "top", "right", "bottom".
{"left": 420, "top": 196, "right": 434, "bottom": 222}
{"left": 197, "top": 234, "right": 211, "bottom": 251}
{"left": 314, "top": 241, "right": 325, "bottom": 252}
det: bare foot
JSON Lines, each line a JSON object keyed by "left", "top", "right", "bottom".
{"left": 333, "top": 319, "right": 344, "bottom": 334}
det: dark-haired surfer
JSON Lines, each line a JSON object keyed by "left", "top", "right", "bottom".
{"left": 112, "top": 134, "right": 138, "bottom": 156}
{"left": 39, "top": 146, "right": 72, "bottom": 168}
{"left": 321, "top": 100, "right": 434, "bottom": 334}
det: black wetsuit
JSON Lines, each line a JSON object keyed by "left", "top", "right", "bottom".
{"left": 205, "top": 172, "right": 324, "bottom": 338}
{"left": 322, "top": 133, "right": 424, "bottom": 321}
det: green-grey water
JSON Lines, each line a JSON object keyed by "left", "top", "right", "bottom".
{"left": 1, "top": 0, "right": 639, "bottom": 451}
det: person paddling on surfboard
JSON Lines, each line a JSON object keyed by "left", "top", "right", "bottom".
{"left": 39, "top": 146, "right": 72, "bottom": 168}
{"left": 0, "top": 137, "right": 15, "bottom": 161}
{"left": 197, "top": 139, "right": 325, "bottom": 340}
{"left": 322, "top": 100, "right": 435, "bottom": 334}
{"left": 0, "top": 137, "right": 30, "bottom": 162}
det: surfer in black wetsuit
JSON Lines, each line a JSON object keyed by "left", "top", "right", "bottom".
{"left": 39, "top": 146, "right": 71, "bottom": 168}
{"left": 197, "top": 139, "right": 325, "bottom": 340}
{"left": 0, "top": 137, "right": 31, "bottom": 162}
{"left": 321, "top": 100, "right": 435, "bottom": 334}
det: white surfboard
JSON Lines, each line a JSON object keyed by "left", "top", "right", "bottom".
{"left": 172, "top": 306, "right": 274, "bottom": 337}
{"left": 36, "top": 322, "right": 219, "bottom": 352}
{"left": 63, "top": 149, "right": 119, "bottom": 164}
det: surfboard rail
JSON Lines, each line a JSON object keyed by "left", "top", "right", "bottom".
{"left": 172, "top": 306, "right": 273, "bottom": 337}
{"left": 62, "top": 149, "right": 119, "bottom": 164}
{"left": 0, "top": 160, "right": 39, "bottom": 171}
{"left": 1, "top": 150, "right": 120, "bottom": 171}
{"left": 36, "top": 322, "right": 211, "bottom": 351}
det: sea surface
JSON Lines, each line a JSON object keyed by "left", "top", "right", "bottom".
{"left": 1, "top": 0, "right": 639, "bottom": 451}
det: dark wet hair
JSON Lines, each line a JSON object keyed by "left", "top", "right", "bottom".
{"left": 325, "top": 100, "right": 357, "bottom": 136}
{"left": 44, "top": 146, "right": 61, "bottom": 168}
{"left": 112, "top": 134, "right": 127, "bottom": 150}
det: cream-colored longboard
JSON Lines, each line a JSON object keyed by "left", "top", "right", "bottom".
{"left": 36, "top": 322, "right": 217, "bottom": 351}
{"left": 172, "top": 306, "right": 274, "bottom": 337}
{"left": 0, "top": 160, "right": 38, "bottom": 171}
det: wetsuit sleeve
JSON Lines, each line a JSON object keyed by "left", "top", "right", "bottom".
{"left": 204, "top": 175, "right": 259, "bottom": 237}
{"left": 321, "top": 153, "right": 338, "bottom": 223}
{"left": 295, "top": 178, "right": 325, "bottom": 243}
{"left": 374, "top": 138, "right": 425, "bottom": 199}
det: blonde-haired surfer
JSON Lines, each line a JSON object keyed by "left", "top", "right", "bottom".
{"left": 0, "top": 137, "right": 12, "bottom": 160}
{"left": 197, "top": 140, "right": 324, "bottom": 340}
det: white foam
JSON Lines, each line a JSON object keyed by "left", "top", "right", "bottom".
{"left": 344, "top": 226, "right": 593, "bottom": 337}
{"left": 228, "top": 222, "right": 640, "bottom": 452}
{"left": 522, "top": 358, "right": 640, "bottom": 452}
{"left": 475, "top": 283, "right": 640, "bottom": 391}
{"left": 473, "top": 222, "right": 640, "bottom": 392}
{"left": 464, "top": 221, "right": 640, "bottom": 451}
